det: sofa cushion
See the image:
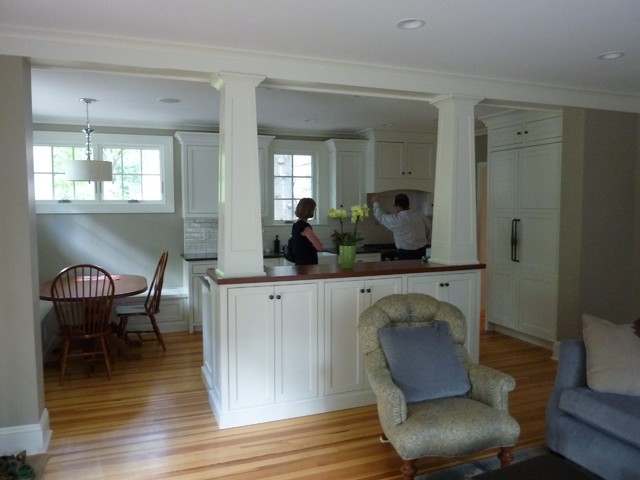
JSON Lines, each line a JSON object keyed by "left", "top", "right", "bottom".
{"left": 583, "top": 314, "right": 640, "bottom": 395}
{"left": 559, "top": 387, "right": 640, "bottom": 450}
{"left": 378, "top": 322, "right": 470, "bottom": 404}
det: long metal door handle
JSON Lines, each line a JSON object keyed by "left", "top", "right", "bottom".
{"left": 511, "top": 219, "right": 517, "bottom": 261}
{"left": 513, "top": 219, "right": 520, "bottom": 262}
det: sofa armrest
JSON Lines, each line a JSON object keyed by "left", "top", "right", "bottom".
{"left": 554, "top": 340, "right": 587, "bottom": 389}
{"left": 467, "top": 363, "right": 515, "bottom": 411}
{"left": 364, "top": 349, "right": 407, "bottom": 429}
{"left": 546, "top": 340, "right": 587, "bottom": 451}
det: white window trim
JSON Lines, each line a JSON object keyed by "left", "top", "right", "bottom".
{"left": 34, "top": 131, "right": 175, "bottom": 214}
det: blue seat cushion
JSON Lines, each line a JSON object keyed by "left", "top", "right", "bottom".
{"left": 378, "top": 322, "right": 470, "bottom": 404}
{"left": 559, "top": 387, "right": 640, "bottom": 450}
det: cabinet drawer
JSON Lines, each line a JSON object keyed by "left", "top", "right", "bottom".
{"left": 191, "top": 262, "right": 217, "bottom": 275}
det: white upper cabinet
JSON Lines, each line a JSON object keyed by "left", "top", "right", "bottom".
{"left": 325, "top": 139, "right": 367, "bottom": 210}
{"left": 486, "top": 112, "right": 562, "bottom": 150}
{"left": 176, "top": 132, "right": 273, "bottom": 218}
{"left": 364, "top": 130, "right": 437, "bottom": 193}
{"left": 176, "top": 132, "right": 220, "bottom": 218}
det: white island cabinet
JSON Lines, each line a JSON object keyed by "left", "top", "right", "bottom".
{"left": 204, "top": 261, "right": 482, "bottom": 429}
{"left": 228, "top": 283, "right": 318, "bottom": 409}
{"left": 324, "top": 277, "right": 401, "bottom": 395}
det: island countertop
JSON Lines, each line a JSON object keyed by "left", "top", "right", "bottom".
{"left": 208, "top": 260, "right": 485, "bottom": 285}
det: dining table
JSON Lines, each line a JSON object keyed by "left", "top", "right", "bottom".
{"left": 39, "top": 273, "right": 147, "bottom": 300}
{"left": 39, "top": 273, "right": 148, "bottom": 360}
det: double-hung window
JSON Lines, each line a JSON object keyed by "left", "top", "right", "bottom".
{"left": 273, "top": 150, "right": 314, "bottom": 222}
{"left": 33, "top": 131, "right": 174, "bottom": 214}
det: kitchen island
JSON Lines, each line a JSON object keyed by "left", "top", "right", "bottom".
{"left": 202, "top": 260, "right": 484, "bottom": 428}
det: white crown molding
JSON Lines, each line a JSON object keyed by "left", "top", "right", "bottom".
{"left": 2, "top": 25, "right": 640, "bottom": 114}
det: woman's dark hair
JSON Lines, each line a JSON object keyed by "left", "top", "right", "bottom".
{"left": 295, "top": 198, "right": 316, "bottom": 220}
{"left": 394, "top": 193, "right": 410, "bottom": 210}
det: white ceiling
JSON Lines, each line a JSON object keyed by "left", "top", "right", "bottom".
{"left": 3, "top": 0, "right": 639, "bottom": 135}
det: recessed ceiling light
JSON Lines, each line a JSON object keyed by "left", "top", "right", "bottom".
{"left": 598, "top": 51, "right": 624, "bottom": 60}
{"left": 157, "top": 97, "right": 181, "bottom": 104}
{"left": 396, "top": 18, "right": 425, "bottom": 30}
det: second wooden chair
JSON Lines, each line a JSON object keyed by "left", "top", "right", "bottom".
{"left": 116, "top": 251, "right": 168, "bottom": 351}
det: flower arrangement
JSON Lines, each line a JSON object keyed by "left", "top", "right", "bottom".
{"left": 328, "top": 204, "right": 370, "bottom": 247}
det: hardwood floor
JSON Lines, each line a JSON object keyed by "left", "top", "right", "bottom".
{"left": 42, "top": 330, "right": 557, "bottom": 479}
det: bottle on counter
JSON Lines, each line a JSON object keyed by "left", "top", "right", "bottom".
{"left": 273, "top": 235, "right": 280, "bottom": 256}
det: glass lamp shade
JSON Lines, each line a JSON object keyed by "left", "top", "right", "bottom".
{"left": 65, "top": 160, "right": 112, "bottom": 181}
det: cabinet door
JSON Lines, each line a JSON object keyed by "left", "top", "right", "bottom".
{"left": 405, "top": 142, "right": 433, "bottom": 180}
{"left": 406, "top": 273, "right": 479, "bottom": 361}
{"left": 336, "top": 150, "right": 365, "bottom": 210}
{"left": 324, "top": 280, "right": 368, "bottom": 394}
{"left": 228, "top": 287, "right": 275, "bottom": 409}
{"left": 440, "top": 272, "right": 479, "bottom": 361}
{"left": 489, "top": 124, "right": 524, "bottom": 149}
{"left": 522, "top": 116, "right": 562, "bottom": 145}
{"left": 276, "top": 284, "right": 318, "bottom": 402}
{"left": 366, "top": 277, "right": 403, "bottom": 305}
{"left": 376, "top": 142, "right": 404, "bottom": 179}
{"left": 184, "top": 144, "right": 219, "bottom": 217}
{"left": 406, "top": 275, "right": 441, "bottom": 298}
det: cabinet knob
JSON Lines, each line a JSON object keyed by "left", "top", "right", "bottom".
{"left": 439, "top": 283, "right": 444, "bottom": 287}
{"left": 360, "top": 288, "right": 365, "bottom": 293}
{"left": 366, "top": 288, "right": 371, "bottom": 293}
{"left": 407, "top": 171, "right": 412, "bottom": 175}
{"left": 517, "top": 131, "right": 522, "bottom": 135}
{"left": 276, "top": 294, "right": 281, "bottom": 300}
{"left": 269, "top": 295, "right": 274, "bottom": 300}
{"left": 524, "top": 130, "right": 529, "bottom": 134}
{"left": 445, "top": 282, "right": 450, "bottom": 287}
{"left": 401, "top": 171, "right": 405, "bottom": 175}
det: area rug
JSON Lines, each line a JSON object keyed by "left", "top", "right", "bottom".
{"left": 0, "top": 452, "right": 48, "bottom": 480}
{"left": 415, "top": 446, "right": 548, "bottom": 479}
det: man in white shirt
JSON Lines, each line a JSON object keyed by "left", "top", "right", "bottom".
{"left": 371, "top": 193, "right": 431, "bottom": 260}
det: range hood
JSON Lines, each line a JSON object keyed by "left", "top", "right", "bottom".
{"left": 366, "top": 189, "right": 433, "bottom": 217}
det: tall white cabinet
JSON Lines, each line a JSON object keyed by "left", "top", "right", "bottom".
{"left": 325, "top": 139, "right": 367, "bottom": 210}
{"left": 484, "top": 111, "right": 562, "bottom": 343}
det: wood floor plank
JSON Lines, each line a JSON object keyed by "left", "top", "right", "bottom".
{"left": 43, "top": 330, "right": 557, "bottom": 479}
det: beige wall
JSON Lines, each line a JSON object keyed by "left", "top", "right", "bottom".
{"left": 0, "top": 55, "right": 49, "bottom": 451}
{"left": 558, "top": 108, "right": 640, "bottom": 339}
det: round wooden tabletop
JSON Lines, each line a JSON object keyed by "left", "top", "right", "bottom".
{"left": 39, "top": 274, "right": 148, "bottom": 300}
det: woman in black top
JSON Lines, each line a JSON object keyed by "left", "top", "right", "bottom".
{"left": 291, "top": 198, "right": 324, "bottom": 265}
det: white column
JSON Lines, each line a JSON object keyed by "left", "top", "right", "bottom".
{"left": 429, "top": 95, "right": 482, "bottom": 265}
{"left": 211, "top": 72, "right": 266, "bottom": 278}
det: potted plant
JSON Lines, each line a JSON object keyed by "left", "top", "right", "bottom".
{"left": 328, "top": 204, "right": 370, "bottom": 268}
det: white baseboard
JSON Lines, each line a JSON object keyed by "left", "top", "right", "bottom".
{"left": 0, "top": 409, "right": 51, "bottom": 455}
{"left": 208, "top": 388, "right": 376, "bottom": 429}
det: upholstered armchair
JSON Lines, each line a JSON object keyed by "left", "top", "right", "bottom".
{"left": 358, "top": 293, "right": 520, "bottom": 480}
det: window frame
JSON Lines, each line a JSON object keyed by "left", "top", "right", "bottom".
{"left": 33, "top": 131, "right": 174, "bottom": 214}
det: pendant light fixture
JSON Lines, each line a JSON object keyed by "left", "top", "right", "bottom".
{"left": 65, "top": 98, "right": 113, "bottom": 182}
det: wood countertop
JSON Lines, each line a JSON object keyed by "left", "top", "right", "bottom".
{"left": 208, "top": 260, "right": 485, "bottom": 285}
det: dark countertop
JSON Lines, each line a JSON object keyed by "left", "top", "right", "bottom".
{"left": 182, "top": 253, "right": 282, "bottom": 261}
{"left": 208, "top": 260, "right": 486, "bottom": 285}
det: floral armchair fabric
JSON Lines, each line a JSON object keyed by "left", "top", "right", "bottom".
{"left": 358, "top": 293, "right": 520, "bottom": 480}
